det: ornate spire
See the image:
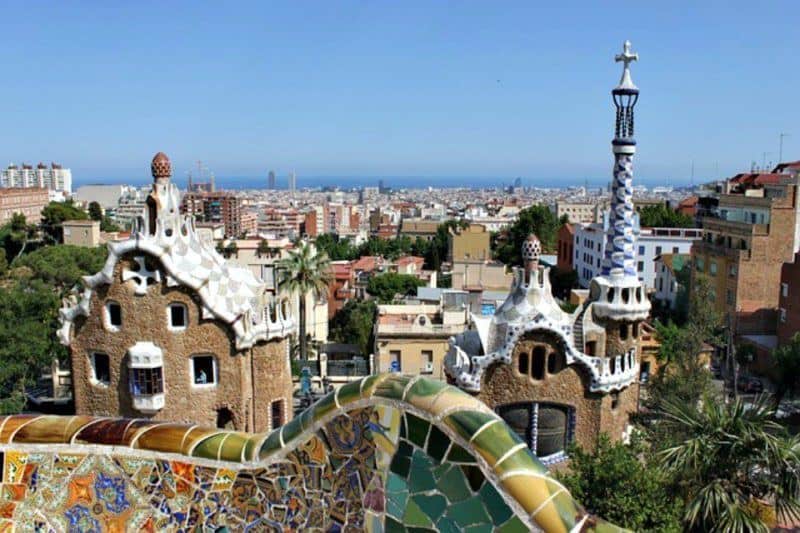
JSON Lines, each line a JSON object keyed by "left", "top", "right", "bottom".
{"left": 614, "top": 40, "right": 638, "bottom": 91}
{"left": 151, "top": 152, "right": 172, "bottom": 182}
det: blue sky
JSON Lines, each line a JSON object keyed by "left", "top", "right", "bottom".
{"left": 1, "top": 1, "right": 798, "bottom": 186}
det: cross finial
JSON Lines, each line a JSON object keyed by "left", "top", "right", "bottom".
{"left": 614, "top": 40, "right": 638, "bottom": 90}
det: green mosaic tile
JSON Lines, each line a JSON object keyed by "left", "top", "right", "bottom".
{"left": 336, "top": 379, "right": 363, "bottom": 405}
{"left": 425, "top": 424, "right": 450, "bottom": 462}
{"left": 445, "top": 443, "right": 476, "bottom": 463}
{"left": 373, "top": 375, "right": 412, "bottom": 400}
{"left": 385, "top": 515, "right": 407, "bottom": 533}
{"left": 470, "top": 419, "right": 525, "bottom": 468}
{"left": 403, "top": 497, "right": 434, "bottom": 528}
{"left": 435, "top": 516, "right": 461, "bottom": 533}
{"left": 411, "top": 493, "right": 447, "bottom": 522}
{"left": 386, "top": 471, "right": 408, "bottom": 494}
{"left": 386, "top": 472, "right": 409, "bottom": 519}
{"left": 280, "top": 415, "right": 304, "bottom": 445}
{"left": 407, "top": 528, "right": 436, "bottom": 533}
{"left": 217, "top": 432, "right": 249, "bottom": 462}
{"left": 390, "top": 441, "right": 414, "bottom": 478}
{"left": 496, "top": 515, "right": 529, "bottom": 533}
{"left": 405, "top": 413, "right": 430, "bottom": 449}
{"left": 459, "top": 464, "right": 485, "bottom": 491}
{"left": 358, "top": 373, "right": 386, "bottom": 398}
{"left": 446, "top": 495, "right": 492, "bottom": 528}
{"left": 435, "top": 465, "right": 471, "bottom": 503}
{"left": 442, "top": 411, "right": 496, "bottom": 443}
{"left": 307, "top": 390, "right": 337, "bottom": 420}
{"left": 257, "top": 428, "right": 282, "bottom": 457}
{"left": 408, "top": 449, "right": 436, "bottom": 493}
{"left": 464, "top": 524, "right": 493, "bottom": 533}
{"left": 403, "top": 376, "right": 448, "bottom": 405}
{"left": 492, "top": 446, "right": 537, "bottom": 477}
{"left": 479, "top": 480, "right": 513, "bottom": 525}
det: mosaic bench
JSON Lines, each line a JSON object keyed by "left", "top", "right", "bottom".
{"left": 0, "top": 374, "right": 625, "bottom": 532}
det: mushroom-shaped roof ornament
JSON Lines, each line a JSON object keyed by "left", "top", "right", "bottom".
{"left": 151, "top": 152, "right": 172, "bottom": 182}
{"left": 521, "top": 234, "right": 542, "bottom": 272}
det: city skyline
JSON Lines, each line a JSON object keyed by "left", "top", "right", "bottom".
{"left": 2, "top": 2, "right": 799, "bottom": 185}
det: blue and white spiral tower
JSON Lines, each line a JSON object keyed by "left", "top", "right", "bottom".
{"left": 591, "top": 41, "right": 650, "bottom": 322}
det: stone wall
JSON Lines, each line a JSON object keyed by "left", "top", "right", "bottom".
{"left": 71, "top": 252, "right": 292, "bottom": 432}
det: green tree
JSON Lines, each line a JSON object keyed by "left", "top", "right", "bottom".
{"left": 277, "top": 242, "right": 332, "bottom": 365}
{"left": 13, "top": 245, "right": 108, "bottom": 293}
{"left": 659, "top": 395, "right": 800, "bottom": 532}
{"left": 100, "top": 216, "right": 121, "bottom": 233}
{"left": 40, "top": 200, "right": 88, "bottom": 243}
{"left": 315, "top": 234, "right": 358, "bottom": 261}
{"left": 0, "top": 280, "right": 66, "bottom": 414}
{"left": 557, "top": 434, "right": 682, "bottom": 532}
{"left": 0, "top": 213, "right": 37, "bottom": 260}
{"left": 494, "top": 206, "right": 564, "bottom": 265}
{"left": 771, "top": 333, "right": 800, "bottom": 408}
{"left": 366, "top": 272, "right": 425, "bottom": 303}
{"left": 329, "top": 300, "right": 377, "bottom": 356}
{"left": 88, "top": 201, "right": 103, "bottom": 221}
{"left": 638, "top": 204, "right": 694, "bottom": 228}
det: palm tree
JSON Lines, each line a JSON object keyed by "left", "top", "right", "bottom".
{"left": 659, "top": 395, "right": 800, "bottom": 532}
{"left": 277, "top": 242, "right": 331, "bottom": 368}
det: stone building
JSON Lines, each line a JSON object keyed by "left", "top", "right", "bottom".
{"left": 445, "top": 41, "right": 650, "bottom": 463}
{"left": 0, "top": 186, "right": 49, "bottom": 224}
{"left": 447, "top": 223, "right": 491, "bottom": 262}
{"left": 58, "top": 153, "right": 296, "bottom": 432}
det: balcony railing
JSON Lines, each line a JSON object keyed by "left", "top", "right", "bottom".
{"left": 377, "top": 323, "right": 467, "bottom": 336}
{"left": 327, "top": 359, "right": 369, "bottom": 377}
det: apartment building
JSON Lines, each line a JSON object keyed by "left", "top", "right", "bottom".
{"left": 692, "top": 173, "right": 799, "bottom": 336}
{"left": 181, "top": 191, "right": 245, "bottom": 238}
{"left": 653, "top": 254, "right": 689, "bottom": 310}
{"left": 447, "top": 223, "right": 490, "bottom": 262}
{"left": 1, "top": 162, "right": 72, "bottom": 193}
{"left": 554, "top": 201, "right": 606, "bottom": 223}
{"left": 573, "top": 214, "right": 701, "bottom": 290}
{"left": 0, "top": 187, "right": 49, "bottom": 224}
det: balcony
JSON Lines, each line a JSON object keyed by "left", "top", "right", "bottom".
{"left": 692, "top": 240, "right": 751, "bottom": 262}
{"left": 701, "top": 217, "right": 768, "bottom": 237}
{"left": 377, "top": 322, "right": 467, "bottom": 337}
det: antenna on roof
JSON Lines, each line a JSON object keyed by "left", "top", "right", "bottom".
{"left": 779, "top": 132, "right": 790, "bottom": 165}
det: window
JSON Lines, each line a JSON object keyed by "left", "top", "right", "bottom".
{"left": 106, "top": 302, "right": 122, "bottom": 330}
{"left": 729, "top": 265, "right": 737, "bottom": 277}
{"left": 90, "top": 353, "right": 110, "bottom": 386}
{"left": 672, "top": 247, "right": 679, "bottom": 254}
{"left": 497, "top": 403, "right": 573, "bottom": 463}
{"left": 129, "top": 367, "right": 163, "bottom": 396}
{"left": 709, "top": 261, "right": 717, "bottom": 275}
{"left": 547, "top": 351, "right": 565, "bottom": 374}
{"left": 389, "top": 350, "right": 401, "bottom": 372}
{"left": 421, "top": 350, "right": 434, "bottom": 374}
{"left": 782, "top": 283, "right": 789, "bottom": 298}
{"left": 780, "top": 308, "right": 787, "bottom": 323}
{"left": 585, "top": 341, "right": 597, "bottom": 356}
{"left": 726, "top": 290, "right": 734, "bottom": 305}
{"left": 620, "top": 324, "right": 629, "bottom": 340}
{"left": 655, "top": 246, "right": 662, "bottom": 255}
{"left": 638, "top": 245, "right": 645, "bottom": 255}
{"left": 191, "top": 355, "right": 216, "bottom": 386}
{"left": 637, "top": 261, "right": 644, "bottom": 272}
{"left": 531, "top": 346, "right": 546, "bottom": 380}
{"left": 169, "top": 303, "right": 187, "bottom": 330}
{"left": 695, "top": 257, "right": 705, "bottom": 272}
{"left": 640, "top": 361, "right": 651, "bottom": 383}
{"left": 611, "top": 392, "right": 619, "bottom": 410}
{"left": 270, "top": 399, "right": 284, "bottom": 430}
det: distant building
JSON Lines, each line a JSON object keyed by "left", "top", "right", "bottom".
{"left": 181, "top": 191, "right": 246, "bottom": 238}
{"left": 0, "top": 187, "right": 49, "bottom": 224}
{"left": 268, "top": 170, "right": 276, "bottom": 190}
{"left": 62, "top": 220, "right": 101, "bottom": 247}
{"left": 447, "top": 223, "right": 490, "bottom": 262}
{"left": 573, "top": 216, "right": 700, "bottom": 290}
{"left": 556, "top": 223, "right": 575, "bottom": 272}
{"left": 76, "top": 184, "right": 128, "bottom": 210}
{"left": 555, "top": 201, "right": 606, "bottom": 224}
{"left": 288, "top": 171, "right": 296, "bottom": 196}
{"left": 778, "top": 252, "right": 800, "bottom": 347}
{"left": 653, "top": 253, "right": 689, "bottom": 310}
{"left": 112, "top": 187, "right": 149, "bottom": 229}
{"left": 399, "top": 218, "right": 440, "bottom": 241}
{"left": 1, "top": 162, "right": 72, "bottom": 194}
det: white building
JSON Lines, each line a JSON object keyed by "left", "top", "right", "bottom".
{"left": 111, "top": 187, "right": 150, "bottom": 229}
{"left": 76, "top": 184, "right": 128, "bottom": 210}
{"left": 2, "top": 163, "right": 72, "bottom": 194}
{"left": 653, "top": 254, "right": 689, "bottom": 309}
{"left": 573, "top": 212, "right": 701, "bottom": 290}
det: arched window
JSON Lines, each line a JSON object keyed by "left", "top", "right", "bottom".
{"left": 620, "top": 324, "right": 628, "bottom": 340}
{"left": 531, "top": 346, "right": 546, "bottom": 380}
{"left": 497, "top": 402, "right": 573, "bottom": 464}
{"left": 105, "top": 301, "right": 122, "bottom": 331}
{"left": 168, "top": 303, "right": 188, "bottom": 330}
{"left": 547, "top": 350, "right": 565, "bottom": 374}
{"left": 518, "top": 352, "right": 529, "bottom": 375}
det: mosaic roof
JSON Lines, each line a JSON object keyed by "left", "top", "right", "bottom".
{"left": 0, "top": 374, "right": 624, "bottom": 532}
{"left": 58, "top": 153, "right": 296, "bottom": 350}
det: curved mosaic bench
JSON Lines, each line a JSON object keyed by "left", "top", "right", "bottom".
{"left": 0, "top": 374, "right": 625, "bottom": 532}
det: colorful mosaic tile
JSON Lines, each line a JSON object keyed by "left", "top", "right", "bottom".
{"left": 0, "top": 374, "right": 626, "bottom": 532}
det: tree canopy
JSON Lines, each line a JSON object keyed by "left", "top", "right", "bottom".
{"left": 328, "top": 299, "right": 377, "bottom": 357}
{"left": 13, "top": 245, "right": 108, "bottom": 293}
{"left": 41, "top": 200, "right": 88, "bottom": 243}
{"left": 638, "top": 204, "right": 694, "bottom": 228}
{"left": 494, "top": 205, "right": 565, "bottom": 265}
{"left": 366, "top": 272, "right": 426, "bottom": 303}
{"left": 557, "top": 434, "right": 682, "bottom": 532}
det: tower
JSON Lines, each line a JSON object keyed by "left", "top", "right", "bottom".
{"left": 590, "top": 41, "right": 650, "bottom": 363}
{"left": 288, "top": 171, "right": 296, "bottom": 197}
{"left": 268, "top": 170, "right": 276, "bottom": 190}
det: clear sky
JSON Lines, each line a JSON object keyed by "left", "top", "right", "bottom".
{"left": 1, "top": 1, "right": 799, "bottom": 186}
